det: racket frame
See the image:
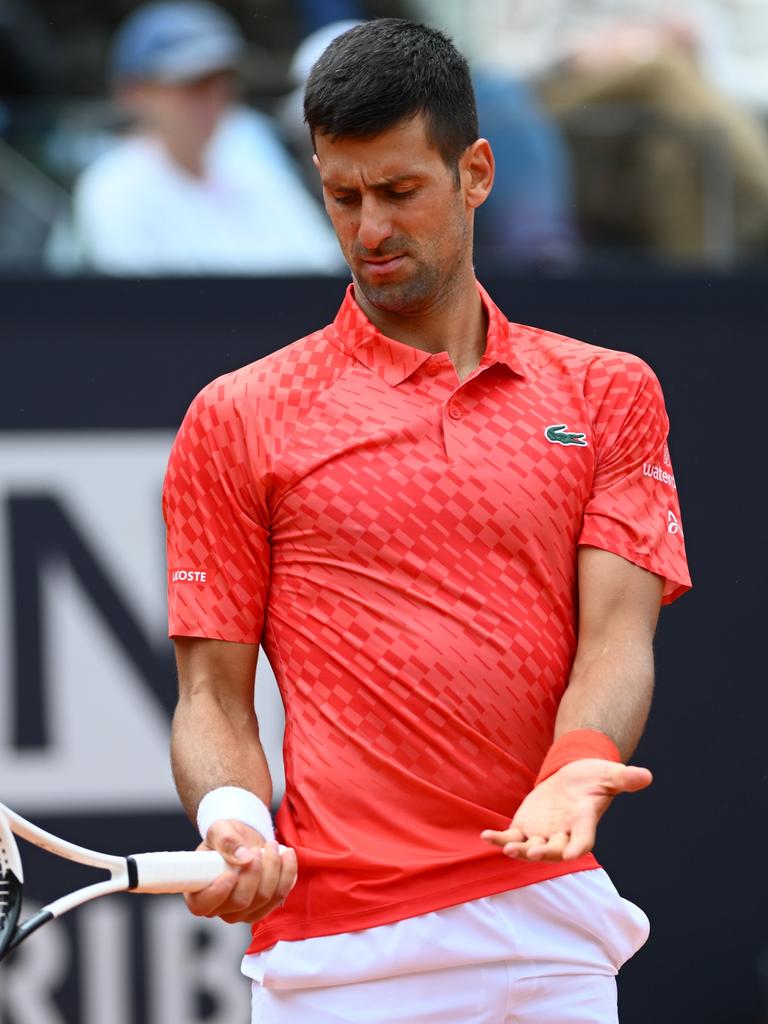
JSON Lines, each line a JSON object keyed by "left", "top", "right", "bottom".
{"left": 0, "top": 801, "right": 227, "bottom": 961}
{"left": 0, "top": 811, "right": 23, "bottom": 954}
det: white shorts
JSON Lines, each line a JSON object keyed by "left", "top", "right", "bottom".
{"left": 245, "top": 868, "right": 649, "bottom": 1023}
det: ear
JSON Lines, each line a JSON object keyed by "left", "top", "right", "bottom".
{"left": 461, "top": 138, "right": 494, "bottom": 210}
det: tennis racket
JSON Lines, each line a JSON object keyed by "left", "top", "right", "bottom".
{"left": 0, "top": 801, "right": 226, "bottom": 962}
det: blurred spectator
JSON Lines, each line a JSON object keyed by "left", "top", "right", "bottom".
{"left": 695, "top": 0, "right": 768, "bottom": 115}
{"left": 280, "top": 18, "right": 580, "bottom": 268}
{"left": 470, "top": 71, "right": 579, "bottom": 267}
{"left": 411, "top": 0, "right": 768, "bottom": 263}
{"left": 278, "top": 19, "right": 363, "bottom": 195}
{"left": 66, "top": 0, "right": 342, "bottom": 275}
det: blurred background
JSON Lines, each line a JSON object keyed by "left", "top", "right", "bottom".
{"left": 0, "top": 1, "right": 766, "bottom": 1022}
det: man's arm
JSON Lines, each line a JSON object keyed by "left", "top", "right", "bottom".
{"left": 551, "top": 544, "right": 662, "bottom": 756}
{"left": 481, "top": 546, "right": 663, "bottom": 862}
{"left": 172, "top": 636, "right": 297, "bottom": 923}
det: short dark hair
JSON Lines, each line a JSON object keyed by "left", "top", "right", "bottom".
{"left": 304, "top": 19, "right": 478, "bottom": 175}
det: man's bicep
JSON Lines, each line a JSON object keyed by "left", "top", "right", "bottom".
{"left": 576, "top": 546, "right": 664, "bottom": 647}
{"left": 174, "top": 636, "right": 259, "bottom": 708}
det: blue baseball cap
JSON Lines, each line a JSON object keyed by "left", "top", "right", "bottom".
{"left": 110, "top": 1, "right": 245, "bottom": 84}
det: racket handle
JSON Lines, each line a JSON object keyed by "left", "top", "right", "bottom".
{"left": 127, "top": 850, "right": 228, "bottom": 894}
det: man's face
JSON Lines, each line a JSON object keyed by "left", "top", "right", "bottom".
{"left": 121, "top": 70, "right": 234, "bottom": 152}
{"left": 314, "top": 116, "right": 481, "bottom": 314}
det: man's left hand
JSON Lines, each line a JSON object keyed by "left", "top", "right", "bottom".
{"left": 480, "top": 759, "right": 652, "bottom": 862}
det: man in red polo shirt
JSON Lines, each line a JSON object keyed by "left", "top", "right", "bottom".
{"left": 164, "top": 19, "right": 690, "bottom": 1023}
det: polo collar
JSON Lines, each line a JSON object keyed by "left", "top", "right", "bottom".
{"left": 328, "top": 282, "right": 527, "bottom": 386}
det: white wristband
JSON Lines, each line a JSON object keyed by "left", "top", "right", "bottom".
{"left": 196, "top": 786, "right": 275, "bottom": 844}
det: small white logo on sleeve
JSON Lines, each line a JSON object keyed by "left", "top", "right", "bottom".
{"left": 171, "top": 569, "right": 207, "bottom": 583}
{"left": 667, "top": 511, "right": 683, "bottom": 536}
{"left": 643, "top": 462, "right": 676, "bottom": 489}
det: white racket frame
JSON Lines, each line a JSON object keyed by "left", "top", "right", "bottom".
{"left": 0, "top": 801, "right": 227, "bottom": 922}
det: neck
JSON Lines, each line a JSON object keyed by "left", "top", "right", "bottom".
{"left": 353, "top": 262, "right": 487, "bottom": 381}
{"left": 160, "top": 135, "right": 208, "bottom": 179}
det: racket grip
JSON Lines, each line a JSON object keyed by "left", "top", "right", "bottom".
{"left": 128, "top": 850, "right": 228, "bottom": 894}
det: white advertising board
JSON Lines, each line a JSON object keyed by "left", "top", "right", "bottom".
{"left": 0, "top": 432, "right": 285, "bottom": 1023}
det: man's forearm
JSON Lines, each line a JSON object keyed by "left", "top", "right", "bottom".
{"left": 171, "top": 690, "right": 274, "bottom": 825}
{"left": 555, "top": 635, "right": 655, "bottom": 760}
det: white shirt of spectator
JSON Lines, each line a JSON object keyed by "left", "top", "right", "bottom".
{"left": 409, "top": 0, "right": 728, "bottom": 83}
{"left": 72, "top": 106, "right": 344, "bottom": 276}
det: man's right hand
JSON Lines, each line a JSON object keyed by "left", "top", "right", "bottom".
{"left": 185, "top": 819, "right": 298, "bottom": 924}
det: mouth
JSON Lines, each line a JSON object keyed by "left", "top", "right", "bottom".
{"left": 360, "top": 255, "right": 406, "bottom": 277}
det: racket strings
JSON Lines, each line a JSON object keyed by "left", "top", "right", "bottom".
{"left": 0, "top": 838, "right": 11, "bottom": 923}
{"left": 0, "top": 831, "right": 22, "bottom": 941}
{"left": 0, "top": 877, "right": 10, "bottom": 923}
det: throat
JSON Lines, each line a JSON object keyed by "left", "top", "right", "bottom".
{"left": 355, "top": 278, "right": 488, "bottom": 378}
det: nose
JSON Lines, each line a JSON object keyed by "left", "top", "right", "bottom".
{"left": 357, "top": 194, "right": 393, "bottom": 252}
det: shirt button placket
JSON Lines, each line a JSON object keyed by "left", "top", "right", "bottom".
{"left": 443, "top": 399, "right": 466, "bottom": 459}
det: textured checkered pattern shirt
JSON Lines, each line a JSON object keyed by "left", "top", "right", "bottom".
{"left": 163, "top": 282, "right": 690, "bottom": 951}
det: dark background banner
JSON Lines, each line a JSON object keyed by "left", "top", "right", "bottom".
{"left": 1, "top": 272, "right": 765, "bottom": 1024}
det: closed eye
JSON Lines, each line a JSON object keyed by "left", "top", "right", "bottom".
{"left": 329, "top": 188, "right": 417, "bottom": 205}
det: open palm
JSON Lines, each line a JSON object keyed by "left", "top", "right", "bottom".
{"left": 481, "top": 759, "right": 652, "bottom": 862}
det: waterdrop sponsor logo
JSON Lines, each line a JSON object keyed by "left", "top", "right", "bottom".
{"left": 643, "top": 462, "right": 677, "bottom": 489}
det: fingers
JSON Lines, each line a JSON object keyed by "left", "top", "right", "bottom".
{"left": 618, "top": 765, "right": 653, "bottom": 793}
{"left": 480, "top": 759, "right": 653, "bottom": 864}
{"left": 480, "top": 826, "right": 525, "bottom": 849}
{"left": 218, "top": 845, "right": 270, "bottom": 920}
{"left": 591, "top": 762, "right": 653, "bottom": 796}
{"left": 204, "top": 820, "right": 260, "bottom": 868}
{"left": 217, "top": 841, "right": 295, "bottom": 924}
{"left": 275, "top": 846, "right": 299, "bottom": 904}
{"left": 186, "top": 842, "right": 298, "bottom": 923}
{"left": 521, "top": 832, "right": 570, "bottom": 861}
{"left": 482, "top": 829, "right": 574, "bottom": 862}
{"left": 184, "top": 819, "right": 299, "bottom": 925}
{"left": 503, "top": 833, "right": 548, "bottom": 860}
{"left": 185, "top": 867, "right": 241, "bottom": 917}
{"left": 563, "top": 819, "right": 596, "bottom": 860}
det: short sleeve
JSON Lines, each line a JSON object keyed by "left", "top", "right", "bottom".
{"left": 162, "top": 377, "right": 270, "bottom": 641}
{"left": 578, "top": 358, "right": 691, "bottom": 604}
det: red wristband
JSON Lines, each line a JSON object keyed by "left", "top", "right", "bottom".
{"left": 535, "top": 729, "right": 622, "bottom": 785}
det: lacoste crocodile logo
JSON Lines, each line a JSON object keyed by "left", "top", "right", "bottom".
{"left": 544, "top": 424, "right": 588, "bottom": 447}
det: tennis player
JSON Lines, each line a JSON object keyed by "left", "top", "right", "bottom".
{"left": 164, "top": 19, "right": 691, "bottom": 1023}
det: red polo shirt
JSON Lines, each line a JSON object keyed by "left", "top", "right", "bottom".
{"left": 163, "top": 282, "right": 690, "bottom": 952}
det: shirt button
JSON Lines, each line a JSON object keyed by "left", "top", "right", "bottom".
{"left": 426, "top": 362, "right": 440, "bottom": 376}
{"left": 448, "top": 405, "right": 463, "bottom": 420}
